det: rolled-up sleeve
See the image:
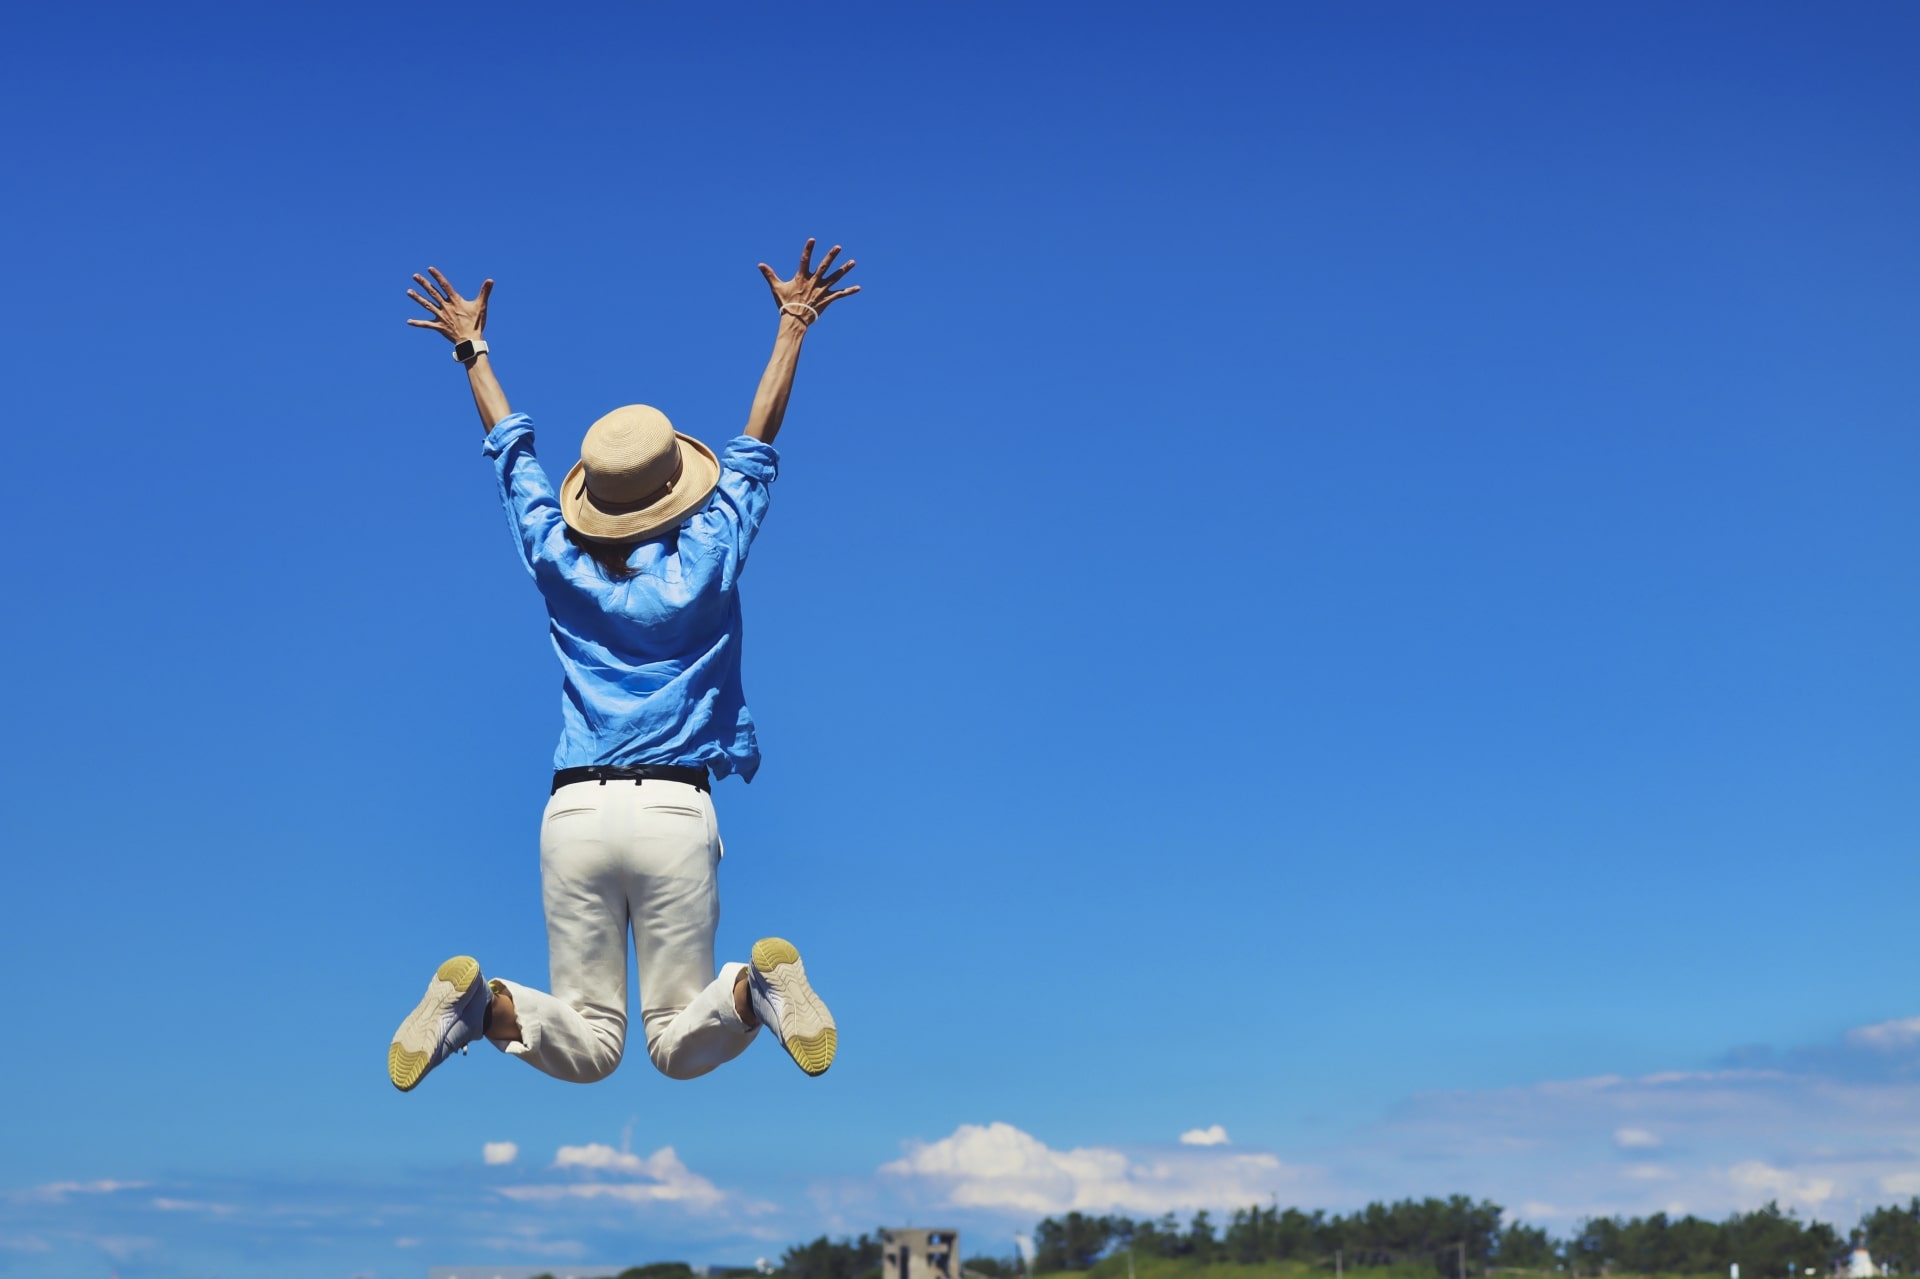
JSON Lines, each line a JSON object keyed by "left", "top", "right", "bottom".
{"left": 483, "top": 413, "right": 576, "bottom": 579}
{"left": 682, "top": 436, "right": 779, "bottom": 588}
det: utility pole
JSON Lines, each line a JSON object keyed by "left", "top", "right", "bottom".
{"left": 1459, "top": 1241, "right": 1468, "bottom": 1279}
{"left": 1337, "top": 1251, "right": 1343, "bottom": 1279}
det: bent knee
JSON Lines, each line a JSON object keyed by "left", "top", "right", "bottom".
{"left": 573, "top": 1053, "right": 624, "bottom": 1084}
{"left": 567, "top": 1026, "right": 626, "bottom": 1083}
{"left": 648, "top": 1043, "right": 720, "bottom": 1081}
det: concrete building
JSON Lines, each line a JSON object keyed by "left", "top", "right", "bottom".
{"left": 882, "top": 1229, "right": 961, "bottom": 1279}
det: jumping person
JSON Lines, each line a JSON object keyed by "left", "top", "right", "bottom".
{"left": 386, "top": 240, "right": 859, "bottom": 1092}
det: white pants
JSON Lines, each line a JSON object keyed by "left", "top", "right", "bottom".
{"left": 493, "top": 778, "right": 757, "bottom": 1082}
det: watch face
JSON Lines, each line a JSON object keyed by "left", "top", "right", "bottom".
{"left": 455, "top": 340, "right": 475, "bottom": 359}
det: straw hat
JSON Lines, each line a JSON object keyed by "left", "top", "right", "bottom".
{"left": 560, "top": 405, "right": 720, "bottom": 544}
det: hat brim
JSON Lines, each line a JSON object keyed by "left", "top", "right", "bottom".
{"left": 560, "top": 433, "right": 721, "bottom": 544}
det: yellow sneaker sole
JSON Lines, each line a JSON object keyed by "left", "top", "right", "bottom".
{"left": 752, "top": 937, "right": 836, "bottom": 1077}
{"left": 388, "top": 955, "right": 482, "bottom": 1092}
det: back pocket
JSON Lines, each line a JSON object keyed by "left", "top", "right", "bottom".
{"left": 639, "top": 803, "right": 706, "bottom": 820}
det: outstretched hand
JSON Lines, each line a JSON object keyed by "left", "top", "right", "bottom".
{"left": 406, "top": 267, "right": 492, "bottom": 346}
{"left": 758, "top": 239, "right": 860, "bottom": 325}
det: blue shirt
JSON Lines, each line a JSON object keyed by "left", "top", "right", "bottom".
{"left": 482, "top": 413, "right": 778, "bottom": 781}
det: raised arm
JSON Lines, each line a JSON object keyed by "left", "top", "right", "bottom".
{"left": 745, "top": 239, "right": 861, "bottom": 445}
{"left": 406, "top": 266, "right": 511, "bottom": 432}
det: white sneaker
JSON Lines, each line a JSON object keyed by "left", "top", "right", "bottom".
{"left": 748, "top": 938, "right": 836, "bottom": 1077}
{"left": 388, "top": 956, "right": 490, "bottom": 1092}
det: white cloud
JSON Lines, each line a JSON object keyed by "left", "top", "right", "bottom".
{"left": 881, "top": 1121, "right": 1309, "bottom": 1216}
{"left": 395, "top": 1237, "right": 423, "bottom": 1248}
{"left": 483, "top": 1142, "right": 519, "bottom": 1166}
{"left": 553, "top": 1142, "right": 649, "bottom": 1173}
{"left": 0, "top": 1235, "right": 51, "bottom": 1253}
{"left": 90, "top": 1235, "right": 159, "bottom": 1261}
{"left": 495, "top": 1143, "right": 727, "bottom": 1211}
{"left": 1727, "top": 1161, "right": 1834, "bottom": 1207}
{"left": 7, "top": 1180, "right": 146, "bottom": 1205}
{"left": 1846, "top": 1017, "right": 1920, "bottom": 1051}
{"left": 151, "top": 1198, "right": 237, "bottom": 1214}
{"left": 500, "top": 1183, "right": 712, "bottom": 1207}
{"left": 482, "top": 1234, "right": 589, "bottom": 1257}
{"left": 1335, "top": 1014, "right": 1920, "bottom": 1226}
{"left": 1179, "top": 1126, "right": 1231, "bottom": 1147}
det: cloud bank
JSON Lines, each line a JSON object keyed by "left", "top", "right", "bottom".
{"left": 1336, "top": 1022, "right": 1920, "bottom": 1225}
{"left": 18, "top": 1013, "right": 1920, "bottom": 1274}
{"left": 882, "top": 1121, "right": 1309, "bottom": 1215}
{"left": 495, "top": 1143, "right": 728, "bottom": 1210}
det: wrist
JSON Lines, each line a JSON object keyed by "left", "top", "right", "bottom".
{"left": 777, "top": 313, "right": 809, "bottom": 340}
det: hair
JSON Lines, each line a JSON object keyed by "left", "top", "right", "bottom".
{"left": 566, "top": 527, "right": 642, "bottom": 581}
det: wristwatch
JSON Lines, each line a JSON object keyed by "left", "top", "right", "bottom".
{"left": 453, "top": 338, "right": 489, "bottom": 363}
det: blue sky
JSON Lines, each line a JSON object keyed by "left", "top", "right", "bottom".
{"left": 1, "top": 2, "right": 1916, "bottom": 1276}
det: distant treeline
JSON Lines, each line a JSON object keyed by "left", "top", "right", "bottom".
{"left": 783, "top": 1233, "right": 887, "bottom": 1279}
{"left": 1026, "top": 1198, "right": 1507, "bottom": 1273}
{"left": 1016, "top": 1198, "right": 1920, "bottom": 1277}
{"left": 1568, "top": 1203, "right": 1920, "bottom": 1279}
{"left": 778, "top": 1197, "right": 1920, "bottom": 1279}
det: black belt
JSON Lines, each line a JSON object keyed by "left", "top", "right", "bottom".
{"left": 551, "top": 764, "right": 711, "bottom": 795}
